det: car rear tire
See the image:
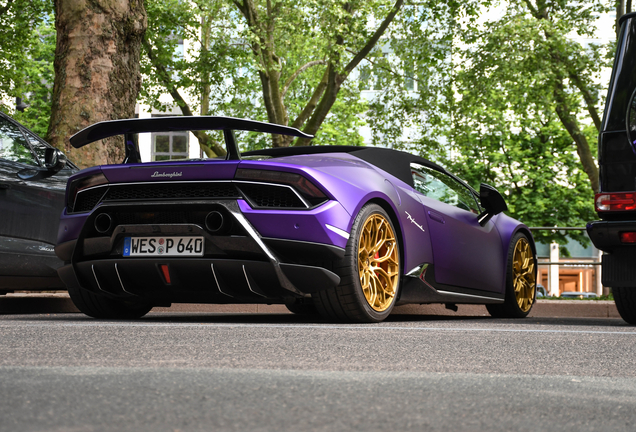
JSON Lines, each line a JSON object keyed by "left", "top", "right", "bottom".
{"left": 486, "top": 232, "right": 536, "bottom": 318}
{"left": 612, "top": 287, "right": 636, "bottom": 325}
{"left": 67, "top": 283, "right": 152, "bottom": 319}
{"left": 313, "top": 203, "right": 401, "bottom": 323}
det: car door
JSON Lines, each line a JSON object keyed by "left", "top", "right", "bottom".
{"left": 410, "top": 163, "right": 505, "bottom": 293}
{"left": 0, "top": 115, "right": 71, "bottom": 278}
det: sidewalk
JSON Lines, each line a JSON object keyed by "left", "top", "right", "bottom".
{"left": 0, "top": 293, "right": 621, "bottom": 318}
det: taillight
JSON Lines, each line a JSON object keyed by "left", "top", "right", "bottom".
{"left": 67, "top": 172, "right": 109, "bottom": 211}
{"left": 620, "top": 232, "right": 636, "bottom": 243}
{"left": 595, "top": 192, "right": 636, "bottom": 212}
{"left": 235, "top": 168, "right": 326, "bottom": 199}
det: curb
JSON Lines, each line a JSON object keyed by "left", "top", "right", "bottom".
{"left": 0, "top": 294, "right": 621, "bottom": 318}
{"left": 392, "top": 300, "right": 621, "bottom": 318}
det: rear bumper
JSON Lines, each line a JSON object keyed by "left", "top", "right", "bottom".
{"left": 58, "top": 258, "right": 340, "bottom": 304}
{"left": 588, "top": 220, "right": 636, "bottom": 287}
{"left": 586, "top": 220, "right": 636, "bottom": 252}
{"left": 56, "top": 199, "right": 344, "bottom": 303}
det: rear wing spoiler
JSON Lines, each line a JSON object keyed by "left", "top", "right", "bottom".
{"left": 69, "top": 116, "right": 313, "bottom": 163}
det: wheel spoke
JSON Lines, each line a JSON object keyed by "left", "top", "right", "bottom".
{"left": 373, "top": 219, "right": 387, "bottom": 252}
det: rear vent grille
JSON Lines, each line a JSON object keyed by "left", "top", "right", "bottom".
{"left": 74, "top": 188, "right": 108, "bottom": 213}
{"left": 238, "top": 184, "right": 306, "bottom": 208}
{"left": 72, "top": 182, "right": 240, "bottom": 213}
{"left": 72, "top": 181, "right": 320, "bottom": 213}
{"left": 106, "top": 183, "right": 240, "bottom": 201}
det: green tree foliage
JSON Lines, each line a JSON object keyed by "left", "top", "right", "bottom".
{"left": 439, "top": 0, "right": 612, "bottom": 245}
{"left": 0, "top": 0, "right": 54, "bottom": 137}
{"left": 0, "top": 0, "right": 613, "bottom": 240}
{"left": 10, "top": 20, "right": 56, "bottom": 137}
{"left": 141, "top": 0, "right": 403, "bottom": 153}
{"left": 361, "top": 1, "right": 484, "bottom": 153}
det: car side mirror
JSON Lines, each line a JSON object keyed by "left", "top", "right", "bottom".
{"left": 44, "top": 147, "right": 68, "bottom": 173}
{"left": 17, "top": 148, "right": 67, "bottom": 181}
{"left": 478, "top": 183, "right": 507, "bottom": 226}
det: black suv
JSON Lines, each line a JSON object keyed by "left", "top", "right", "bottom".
{"left": 0, "top": 112, "right": 78, "bottom": 293}
{"left": 587, "top": 12, "right": 636, "bottom": 324}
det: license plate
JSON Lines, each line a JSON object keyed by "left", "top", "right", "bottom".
{"left": 123, "top": 236, "right": 204, "bottom": 257}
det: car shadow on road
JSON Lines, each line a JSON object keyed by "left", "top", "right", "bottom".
{"left": 6, "top": 311, "right": 629, "bottom": 329}
{"left": 388, "top": 314, "right": 630, "bottom": 328}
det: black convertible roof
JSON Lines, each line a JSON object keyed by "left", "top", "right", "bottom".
{"left": 242, "top": 145, "right": 446, "bottom": 189}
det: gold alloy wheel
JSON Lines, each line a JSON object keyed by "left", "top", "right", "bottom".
{"left": 512, "top": 237, "right": 536, "bottom": 313}
{"left": 358, "top": 213, "right": 400, "bottom": 312}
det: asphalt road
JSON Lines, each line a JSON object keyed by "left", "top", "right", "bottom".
{"left": 1, "top": 312, "right": 635, "bottom": 431}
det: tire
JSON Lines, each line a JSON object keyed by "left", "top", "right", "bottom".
{"left": 313, "top": 203, "right": 401, "bottom": 323}
{"left": 487, "top": 232, "right": 536, "bottom": 318}
{"left": 68, "top": 283, "right": 152, "bottom": 319}
{"left": 612, "top": 287, "right": 636, "bottom": 325}
{"left": 284, "top": 298, "right": 319, "bottom": 316}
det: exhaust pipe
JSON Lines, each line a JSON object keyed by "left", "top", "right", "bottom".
{"left": 94, "top": 213, "right": 113, "bottom": 234}
{"left": 205, "top": 211, "right": 225, "bottom": 233}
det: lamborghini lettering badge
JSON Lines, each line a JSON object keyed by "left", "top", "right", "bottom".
{"left": 151, "top": 171, "right": 183, "bottom": 178}
{"left": 405, "top": 211, "right": 425, "bottom": 233}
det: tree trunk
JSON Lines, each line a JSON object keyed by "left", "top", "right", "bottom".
{"left": 47, "top": 0, "right": 147, "bottom": 169}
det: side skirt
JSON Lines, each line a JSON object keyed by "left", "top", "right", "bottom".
{"left": 398, "top": 264, "right": 504, "bottom": 305}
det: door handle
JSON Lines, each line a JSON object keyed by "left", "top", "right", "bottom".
{"left": 0, "top": 182, "right": 10, "bottom": 190}
{"left": 428, "top": 210, "right": 445, "bottom": 224}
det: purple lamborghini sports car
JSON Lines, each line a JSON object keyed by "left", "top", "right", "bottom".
{"left": 55, "top": 117, "right": 537, "bottom": 322}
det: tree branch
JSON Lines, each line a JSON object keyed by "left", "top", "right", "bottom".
{"left": 344, "top": 0, "right": 404, "bottom": 74}
{"left": 142, "top": 37, "right": 226, "bottom": 157}
{"left": 524, "top": 4, "right": 601, "bottom": 191}
{"left": 294, "top": 0, "right": 404, "bottom": 145}
{"left": 282, "top": 60, "right": 327, "bottom": 98}
{"left": 568, "top": 70, "right": 601, "bottom": 130}
{"left": 346, "top": 47, "right": 418, "bottom": 84}
{"left": 290, "top": 66, "right": 330, "bottom": 132}
{"left": 521, "top": 0, "right": 539, "bottom": 18}
{"left": 553, "top": 75, "right": 599, "bottom": 193}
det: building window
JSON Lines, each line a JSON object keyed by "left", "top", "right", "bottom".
{"left": 151, "top": 131, "right": 189, "bottom": 161}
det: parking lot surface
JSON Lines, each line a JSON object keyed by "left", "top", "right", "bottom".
{"left": 1, "top": 313, "right": 634, "bottom": 431}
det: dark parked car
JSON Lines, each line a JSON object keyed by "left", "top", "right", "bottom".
{"left": 55, "top": 116, "right": 537, "bottom": 322}
{"left": 0, "top": 112, "right": 78, "bottom": 293}
{"left": 587, "top": 12, "right": 636, "bottom": 325}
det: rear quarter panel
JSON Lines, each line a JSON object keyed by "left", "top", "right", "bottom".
{"left": 239, "top": 154, "right": 435, "bottom": 273}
